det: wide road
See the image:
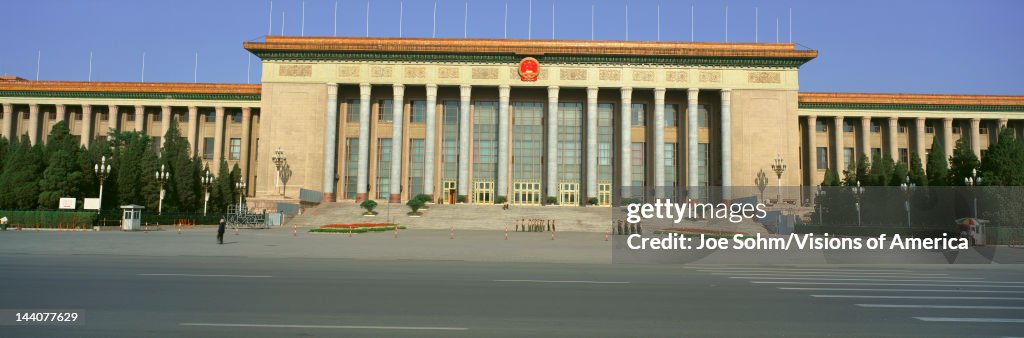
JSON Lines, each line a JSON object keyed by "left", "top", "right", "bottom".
{"left": 2, "top": 253, "right": 1024, "bottom": 337}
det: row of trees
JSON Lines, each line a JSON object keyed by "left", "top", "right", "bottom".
{"left": 0, "top": 120, "right": 244, "bottom": 213}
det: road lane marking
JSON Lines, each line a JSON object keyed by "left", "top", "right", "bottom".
{"left": 139, "top": 274, "right": 272, "bottom": 278}
{"left": 857, "top": 304, "right": 1024, "bottom": 310}
{"left": 811, "top": 295, "right": 1024, "bottom": 300}
{"left": 781, "top": 287, "right": 1024, "bottom": 293}
{"left": 688, "top": 267, "right": 913, "bottom": 273}
{"left": 180, "top": 323, "right": 468, "bottom": 330}
{"left": 715, "top": 273, "right": 954, "bottom": 278}
{"left": 731, "top": 277, "right": 996, "bottom": 282}
{"left": 914, "top": 317, "right": 1024, "bottom": 323}
{"left": 493, "top": 280, "right": 630, "bottom": 284}
{"left": 752, "top": 281, "right": 1024, "bottom": 288}
{"left": 701, "top": 270, "right": 948, "bottom": 276}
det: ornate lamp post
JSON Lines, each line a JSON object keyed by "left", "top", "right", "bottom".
{"left": 235, "top": 181, "right": 247, "bottom": 211}
{"left": 852, "top": 180, "right": 865, "bottom": 226}
{"left": 965, "top": 168, "right": 982, "bottom": 218}
{"left": 900, "top": 175, "right": 916, "bottom": 228}
{"left": 201, "top": 169, "right": 213, "bottom": 216}
{"left": 755, "top": 169, "right": 769, "bottom": 204}
{"left": 155, "top": 164, "right": 170, "bottom": 215}
{"left": 769, "top": 154, "right": 787, "bottom": 204}
{"left": 271, "top": 147, "right": 287, "bottom": 196}
{"left": 94, "top": 155, "right": 111, "bottom": 214}
{"left": 816, "top": 185, "right": 827, "bottom": 225}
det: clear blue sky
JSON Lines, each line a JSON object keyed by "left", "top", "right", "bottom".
{"left": 2, "top": 0, "right": 1021, "bottom": 95}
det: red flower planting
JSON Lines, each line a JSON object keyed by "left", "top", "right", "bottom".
{"left": 322, "top": 223, "right": 396, "bottom": 229}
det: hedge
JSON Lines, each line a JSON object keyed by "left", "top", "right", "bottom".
{"left": 0, "top": 210, "right": 98, "bottom": 228}
{"left": 309, "top": 225, "right": 406, "bottom": 233}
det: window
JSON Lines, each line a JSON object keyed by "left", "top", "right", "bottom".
{"left": 816, "top": 147, "right": 829, "bottom": 170}
{"left": 376, "top": 138, "right": 392, "bottom": 200}
{"left": 48, "top": 111, "right": 57, "bottom": 120}
{"left": 229, "top": 138, "right": 241, "bottom": 160}
{"left": 664, "top": 104, "right": 679, "bottom": 127}
{"left": 597, "top": 103, "right": 614, "bottom": 184}
{"left": 203, "top": 137, "right": 214, "bottom": 160}
{"left": 697, "top": 104, "right": 709, "bottom": 128}
{"left": 408, "top": 139, "right": 425, "bottom": 196}
{"left": 343, "top": 138, "right": 360, "bottom": 199}
{"left": 871, "top": 148, "right": 882, "bottom": 160}
{"left": 346, "top": 99, "right": 360, "bottom": 122}
{"left": 870, "top": 121, "right": 881, "bottom": 133}
{"left": 75, "top": 112, "right": 82, "bottom": 120}
{"left": 378, "top": 99, "right": 393, "bottom": 122}
{"left": 665, "top": 143, "right": 677, "bottom": 188}
{"left": 127, "top": 112, "right": 136, "bottom": 122}
{"left": 899, "top": 148, "right": 910, "bottom": 166}
{"left": 511, "top": 102, "right": 543, "bottom": 204}
{"left": 23, "top": 111, "right": 30, "bottom": 119}
{"left": 232, "top": 112, "right": 242, "bottom": 124}
{"left": 177, "top": 112, "right": 187, "bottom": 122}
{"left": 698, "top": 143, "right": 710, "bottom": 200}
{"left": 844, "top": 147, "right": 854, "bottom": 170}
{"left": 204, "top": 112, "right": 215, "bottom": 123}
{"left": 98, "top": 112, "right": 108, "bottom": 121}
{"left": 631, "top": 103, "right": 646, "bottom": 126}
{"left": 153, "top": 112, "right": 162, "bottom": 122}
{"left": 151, "top": 136, "right": 162, "bottom": 153}
{"left": 953, "top": 126, "right": 962, "bottom": 134}
{"left": 557, "top": 102, "right": 582, "bottom": 184}
{"left": 898, "top": 122, "right": 908, "bottom": 133}
{"left": 473, "top": 101, "right": 498, "bottom": 184}
{"left": 815, "top": 120, "right": 828, "bottom": 132}
{"left": 442, "top": 101, "right": 460, "bottom": 180}
{"left": 980, "top": 149, "right": 988, "bottom": 159}
{"left": 926, "top": 126, "right": 935, "bottom": 134}
{"left": 410, "top": 100, "right": 426, "bottom": 123}
{"left": 631, "top": 142, "right": 645, "bottom": 188}
{"left": 980, "top": 127, "right": 989, "bottom": 135}
{"left": 843, "top": 121, "right": 855, "bottom": 133}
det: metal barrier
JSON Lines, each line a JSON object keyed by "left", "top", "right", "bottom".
{"left": 226, "top": 204, "right": 269, "bottom": 229}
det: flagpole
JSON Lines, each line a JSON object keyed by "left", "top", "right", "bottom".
{"left": 551, "top": 1, "right": 555, "bottom": 39}
{"left": 528, "top": 0, "right": 532, "bottom": 40}
{"left": 789, "top": 8, "right": 793, "bottom": 42}
{"left": 504, "top": 1, "right": 508, "bottom": 39}
{"left": 281, "top": 11, "right": 285, "bottom": 35}
{"left": 141, "top": 52, "right": 145, "bottom": 82}
{"left": 776, "top": 17, "right": 779, "bottom": 43}
{"left": 432, "top": 0, "right": 437, "bottom": 38}
{"left": 590, "top": 4, "right": 594, "bottom": 40}
{"left": 463, "top": 1, "right": 468, "bottom": 38}
{"left": 88, "top": 51, "right": 93, "bottom": 81}
{"left": 247, "top": 54, "right": 252, "bottom": 84}
{"left": 624, "top": 3, "right": 628, "bottom": 41}
{"left": 268, "top": 0, "right": 274, "bottom": 36}
{"left": 690, "top": 6, "right": 694, "bottom": 42}
{"left": 656, "top": 4, "right": 660, "bottom": 41}
{"left": 755, "top": 7, "right": 759, "bottom": 43}
{"left": 366, "top": 1, "right": 370, "bottom": 37}
{"left": 333, "top": 0, "right": 338, "bottom": 37}
{"left": 725, "top": 6, "right": 729, "bottom": 42}
{"left": 399, "top": 0, "right": 404, "bottom": 38}
{"left": 194, "top": 52, "right": 198, "bottom": 83}
{"left": 36, "top": 51, "right": 41, "bottom": 81}
{"left": 300, "top": 0, "right": 305, "bottom": 36}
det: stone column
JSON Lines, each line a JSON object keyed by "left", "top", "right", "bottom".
{"left": 970, "top": 118, "right": 981, "bottom": 159}
{"left": 720, "top": 89, "right": 732, "bottom": 200}
{"left": 213, "top": 106, "right": 225, "bottom": 162}
{"left": 687, "top": 88, "right": 699, "bottom": 200}
{"left": 107, "top": 105, "right": 119, "bottom": 134}
{"left": 389, "top": 84, "right": 405, "bottom": 203}
{"left": 546, "top": 86, "right": 559, "bottom": 199}
{"left": 160, "top": 106, "right": 171, "bottom": 138}
{"left": 998, "top": 118, "right": 1009, "bottom": 131}
{"left": 424, "top": 84, "right": 438, "bottom": 198}
{"left": 187, "top": 106, "right": 198, "bottom": 153}
{"left": 805, "top": 115, "right": 817, "bottom": 184}
{"left": 620, "top": 87, "right": 633, "bottom": 195}
{"left": 81, "top": 105, "right": 93, "bottom": 147}
{"left": 860, "top": 116, "right": 871, "bottom": 159}
{"left": 241, "top": 107, "right": 252, "bottom": 182}
{"left": 653, "top": 88, "right": 666, "bottom": 191}
{"left": 585, "top": 86, "right": 598, "bottom": 199}
{"left": 458, "top": 85, "right": 471, "bottom": 198}
{"left": 1, "top": 103, "right": 12, "bottom": 140}
{"left": 55, "top": 104, "right": 66, "bottom": 122}
{"left": 834, "top": 116, "right": 845, "bottom": 172}
{"left": 134, "top": 105, "right": 145, "bottom": 132}
{"left": 888, "top": 117, "right": 898, "bottom": 162}
{"left": 323, "top": 83, "right": 339, "bottom": 202}
{"left": 27, "top": 104, "right": 39, "bottom": 145}
{"left": 942, "top": 118, "right": 954, "bottom": 159}
{"left": 498, "top": 84, "right": 511, "bottom": 198}
{"left": 356, "top": 83, "right": 372, "bottom": 201}
{"left": 915, "top": 117, "right": 926, "bottom": 169}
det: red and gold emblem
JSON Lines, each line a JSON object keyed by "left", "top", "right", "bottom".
{"left": 518, "top": 57, "right": 539, "bottom": 82}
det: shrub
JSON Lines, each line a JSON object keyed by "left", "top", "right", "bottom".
{"left": 587, "top": 197, "right": 599, "bottom": 205}
{"left": 414, "top": 194, "right": 432, "bottom": 203}
{"left": 360, "top": 200, "right": 378, "bottom": 214}
{"left": 456, "top": 195, "right": 467, "bottom": 203}
{"left": 406, "top": 198, "right": 425, "bottom": 214}
{"left": 495, "top": 195, "right": 508, "bottom": 204}
{"left": 620, "top": 198, "right": 642, "bottom": 206}
{"left": 545, "top": 196, "right": 558, "bottom": 205}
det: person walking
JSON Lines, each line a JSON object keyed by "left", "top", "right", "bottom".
{"left": 217, "top": 218, "right": 226, "bottom": 244}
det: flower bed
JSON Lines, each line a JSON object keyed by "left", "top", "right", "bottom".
{"left": 310, "top": 223, "right": 405, "bottom": 234}
{"left": 654, "top": 227, "right": 749, "bottom": 238}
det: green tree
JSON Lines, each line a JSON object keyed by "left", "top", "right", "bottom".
{"left": 842, "top": 154, "right": 870, "bottom": 187}
{"left": 925, "top": 135, "right": 949, "bottom": 186}
{"left": 0, "top": 136, "right": 43, "bottom": 209}
{"left": 37, "top": 121, "right": 83, "bottom": 208}
{"left": 890, "top": 161, "right": 909, "bottom": 186}
{"left": 109, "top": 131, "right": 158, "bottom": 208}
{"left": 908, "top": 151, "right": 927, "bottom": 186}
{"left": 948, "top": 139, "right": 980, "bottom": 186}
{"left": 160, "top": 120, "right": 199, "bottom": 212}
{"left": 867, "top": 155, "right": 895, "bottom": 186}
{"left": 979, "top": 128, "right": 1024, "bottom": 186}
{"left": 820, "top": 169, "right": 840, "bottom": 187}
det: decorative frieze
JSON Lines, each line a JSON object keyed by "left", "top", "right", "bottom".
{"left": 599, "top": 69, "right": 621, "bottom": 81}
{"left": 471, "top": 67, "right": 499, "bottom": 80}
{"left": 666, "top": 70, "right": 689, "bottom": 83}
{"left": 631, "top": 70, "right": 655, "bottom": 82}
{"left": 337, "top": 66, "right": 359, "bottom": 78}
{"left": 371, "top": 66, "right": 393, "bottom": 78}
{"left": 560, "top": 68, "right": 587, "bottom": 81}
{"left": 699, "top": 71, "right": 722, "bottom": 83}
{"left": 404, "top": 67, "right": 426, "bottom": 79}
{"left": 439, "top": 67, "right": 461, "bottom": 79}
{"left": 748, "top": 71, "right": 781, "bottom": 84}
{"left": 278, "top": 65, "right": 312, "bottom": 77}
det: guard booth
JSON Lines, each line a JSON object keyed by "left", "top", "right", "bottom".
{"left": 121, "top": 205, "right": 144, "bottom": 231}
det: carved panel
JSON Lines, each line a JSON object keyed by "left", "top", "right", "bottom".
{"left": 439, "top": 67, "right": 461, "bottom": 79}
{"left": 337, "top": 66, "right": 360, "bottom": 78}
{"left": 748, "top": 71, "right": 781, "bottom": 84}
{"left": 472, "top": 67, "right": 499, "bottom": 80}
{"left": 699, "top": 71, "right": 722, "bottom": 83}
{"left": 371, "top": 66, "right": 393, "bottom": 78}
{"left": 560, "top": 68, "right": 587, "bottom": 81}
{"left": 599, "top": 69, "right": 621, "bottom": 81}
{"left": 278, "top": 65, "right": 312, "bottom": 77}
{"left": 632, "top": 70, "right": 655, "bottom": 82}
{"left": 666, "top": 70, "right": 689, "bottom": 83}
{"left": 404, "top": 67, "right": 426, "bottom": 79}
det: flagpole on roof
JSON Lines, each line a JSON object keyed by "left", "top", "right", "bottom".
{"left": 624, "top": 3, "right": 628, "bottom": 41}
{"left": 690, "top": 5, "right": 694, "bottom": 41}
{"left": 246, "top": 54, "right": 252, "bottom": 84}
{"left": 365, "top": 1, "right": 370, "bottom": 37}
{"left": 432, "top": 0, "right": 437, "bottom": 38}
{"left": 776, "top": 17, "right": 779, "bottom": 43}
{"left": 300, "top": 0, "right": 305, "bottom": 36}
{"left": 789, "top": 8, "right": 793, "bottom": 42}
{"left": 88, "top": 51, "right": 93, "bottom": 81}
{"left": 268, "top": 0, "right": 274, "bottom": 36}
{"left": 551, "top": 1, "right": 555, "bottom": 40}
{"left": 281, "top": 11, "right": 286, "bottom": 35}
{"left": 141, "top": 52, "right": 146, "bottom": 82}
{"left": 504, "top": 1, "right": 508, "bottom": 39}
{"left": 333, "top": 0, "right": 338, "bottom": 37}
{"left": 656, "top": 3, "right": 660, "bottom": 41}
{"left": 590, "top": 4, "right": 594, "bottom": 40}
{"left": 528, "top": 0, "right": 532, "bottom": 40}
{"left": 35, "top": 51, "right": 40, "bottom": 81}
{"left": 463, "top": 1, "right": 468, "bottom": 38}
{"left": 725, "top": 6, "right": 729, "bottom": 42}
{"left": 755, "top": 7, "right": 759, "bottom": 43}
{"left": 194, "top": 52, "right": 198, "bottom": 83}
{"left": 399, "top": 0, "right": 404, "bottom": 38}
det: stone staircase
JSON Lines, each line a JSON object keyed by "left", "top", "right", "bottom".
{"left": 288, "top": 202, "right": 615, "bottom": 232}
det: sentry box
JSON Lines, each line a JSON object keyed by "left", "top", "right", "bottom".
{"left": 120, "top": 205, "right": 145, "bottom": 231}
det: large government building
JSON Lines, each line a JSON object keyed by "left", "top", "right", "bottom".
{"left": 1, "top": 36, "right": 1022, "bottom": 207}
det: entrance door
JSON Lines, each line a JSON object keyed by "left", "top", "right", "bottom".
{"left": 473, "top": 181, "right": 494, "bottom": 204}
{"left": 442, "top": 180, "right": 457, "bottom": 204}
{"left": 558, "top": 182, "right": 579, "bottom": 206}
{"left": 597, "top": 183, "right": 612, "bottom": 206}
{"left": 512, "top": 181, "right": 541, "bottom": 205}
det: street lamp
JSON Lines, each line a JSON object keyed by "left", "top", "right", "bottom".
{"left": 816, "top": 185, "right": 827, "bottom": 225}
{"left": 852, "top": 181, "right": 865, "bottom": 226}
{"left": 755, "top": 169, "right": 769, "bottom": 204}
{"left": 769, "top": 154, "right": 787, "bottom": 204}
{"left": 94, "top": 155, "right": 111, "bottom": 214}
{"left": 271, "top": 147, "right": 287, "bottom": 196}
{"left": 201, "top": 169, "right": 213, "bottom": 216}
{"left": 965, "top": 168, "right": 982, "bottom": 218}
{"left": 155, "top": 164, "right": 170, "bottom": 215}
{"left": 900, "top": 175, "right": 916, "bottom": 228}
{"left": 235, "top": 181, "right": 247, "bottom": 211}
